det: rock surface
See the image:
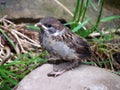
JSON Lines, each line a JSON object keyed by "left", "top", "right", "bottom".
{"left": 16, "top": 64, "right": 120, "bottom": 90}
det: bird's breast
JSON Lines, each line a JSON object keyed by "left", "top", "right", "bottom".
{"left": 41, "top": 37, "right": 78, "bottom": 60}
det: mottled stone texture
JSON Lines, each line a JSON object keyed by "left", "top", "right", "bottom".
{"left": 16, "top": 64, "right": 120, "bottom": 90}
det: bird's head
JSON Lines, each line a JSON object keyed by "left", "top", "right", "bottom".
{"left": 35, "top": 17, "right": 66, "bottom": 36}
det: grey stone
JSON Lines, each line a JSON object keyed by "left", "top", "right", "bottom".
{"left": 16, "top": 64, "right": 120, "bottom": 90}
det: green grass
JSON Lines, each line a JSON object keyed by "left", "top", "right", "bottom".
{"left": 68, "top": 0, "right": 120, "bottom": 38}
{"left": 0, "top": 29, "right": 15, "bottom": 48}
{"left": 69, "top": 0, "right": 105, "bottom": 37}
{"left": 0, "top": 52, "right": 47, "bottom": 90}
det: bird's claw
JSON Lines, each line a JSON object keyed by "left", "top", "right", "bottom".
{"left": 47, "top": 70, "right": 66, "bottom": 77}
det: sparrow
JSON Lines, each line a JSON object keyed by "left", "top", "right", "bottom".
{"left": 35, "top": 17, "right": 92, "bottom": 77}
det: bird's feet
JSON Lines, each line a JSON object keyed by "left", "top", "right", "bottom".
{"left": 47, "top": 60, "right": 80, "bottom": 77}
{"left": 47, "top": 70, "right": 66, "bottom": 77}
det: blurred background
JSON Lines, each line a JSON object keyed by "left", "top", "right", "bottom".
{"left": 0, "top": 0, "right": 120, "bottom": 28}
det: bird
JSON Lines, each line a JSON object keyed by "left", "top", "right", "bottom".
{"left": 35, "top": 17, "right": 92, "bottom": 77}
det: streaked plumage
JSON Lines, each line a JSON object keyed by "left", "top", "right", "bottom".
{"left": 36, "top": 17, "right": 92, "bottom": 77}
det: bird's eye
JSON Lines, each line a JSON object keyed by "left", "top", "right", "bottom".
{"left": 48, "top": 27, "right": 56, "bottom": 34}
{"left": 45, "top": 23, "right": 52, "bottom": 28}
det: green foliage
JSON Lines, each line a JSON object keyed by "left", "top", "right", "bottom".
{"left": 101, "top": 16, "right": 120, "bottom": 22}
{"left": 27, "top": 25, "right": 40, "bottom": 31}
{"left": 72, "top": 19, "right": 89, "bottom": 33}
{"left": 0, "top": 52, "right": 47, "bottom": 89}
{"left": 72, "top": 0, "right": 120, "bottom": 38}
{"left": 72, "top": 0, "right": 89, "bottom": 30}
{"left": 71, "top": 0, "right": 106, "bottom": 37}
{"left": 0, "top": 29, "right": 15, "bottom": 48}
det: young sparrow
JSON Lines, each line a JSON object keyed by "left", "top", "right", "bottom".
{"left": 35, "top": 17, "right": 92, "bottom": 77}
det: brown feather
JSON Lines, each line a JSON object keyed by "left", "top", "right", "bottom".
{"left": 52, "top": 27, "right": 91, "bottom": 60}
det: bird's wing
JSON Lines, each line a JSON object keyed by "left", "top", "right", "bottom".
{"left": 52, "top": 28, "right": 91, "bottom": 59}
{"left": 71, "top": 35, "right": 92, "bottom": 59}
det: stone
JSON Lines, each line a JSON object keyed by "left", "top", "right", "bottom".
{"left": 16, "top": 64, "right": 120, "bottom": 90}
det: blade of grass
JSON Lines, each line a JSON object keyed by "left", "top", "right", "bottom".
{"left": 72, "top": 19, "right": 89, "bottom": 32}
{"left": 27, "top": 25, "right": 40, "bottom": 31}
{"left": 73, "top": 0, "right": 81, "bottom": 21}
{"left": 77, "top": 0, "right": 84, "bottom": 22}
{"left": 89, "top": 0, "right": 97, "bottom": 11}
{"left": 98, "top": 0, "right": 101, "bottom": 5}
{"left": 81, "top": 0, "right": 89, "bottom": 22}
{"left": 94, "top": 0, "right": 104, "bottom": 30}
{"left": 64, "top": 21, "right": 75, "bottom": 26}
{"left": 0, "top": 68, "right": 18, "bottom": 85}
{"left": 101, "top": 16, "right": 120, "bottom": 22}
{"left": 0, "top": 29, "right": 15, "bottom": 48}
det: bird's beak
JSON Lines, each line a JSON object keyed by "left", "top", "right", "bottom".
{"left": 35, "top": 22, "right": 48, "bottom": 30}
